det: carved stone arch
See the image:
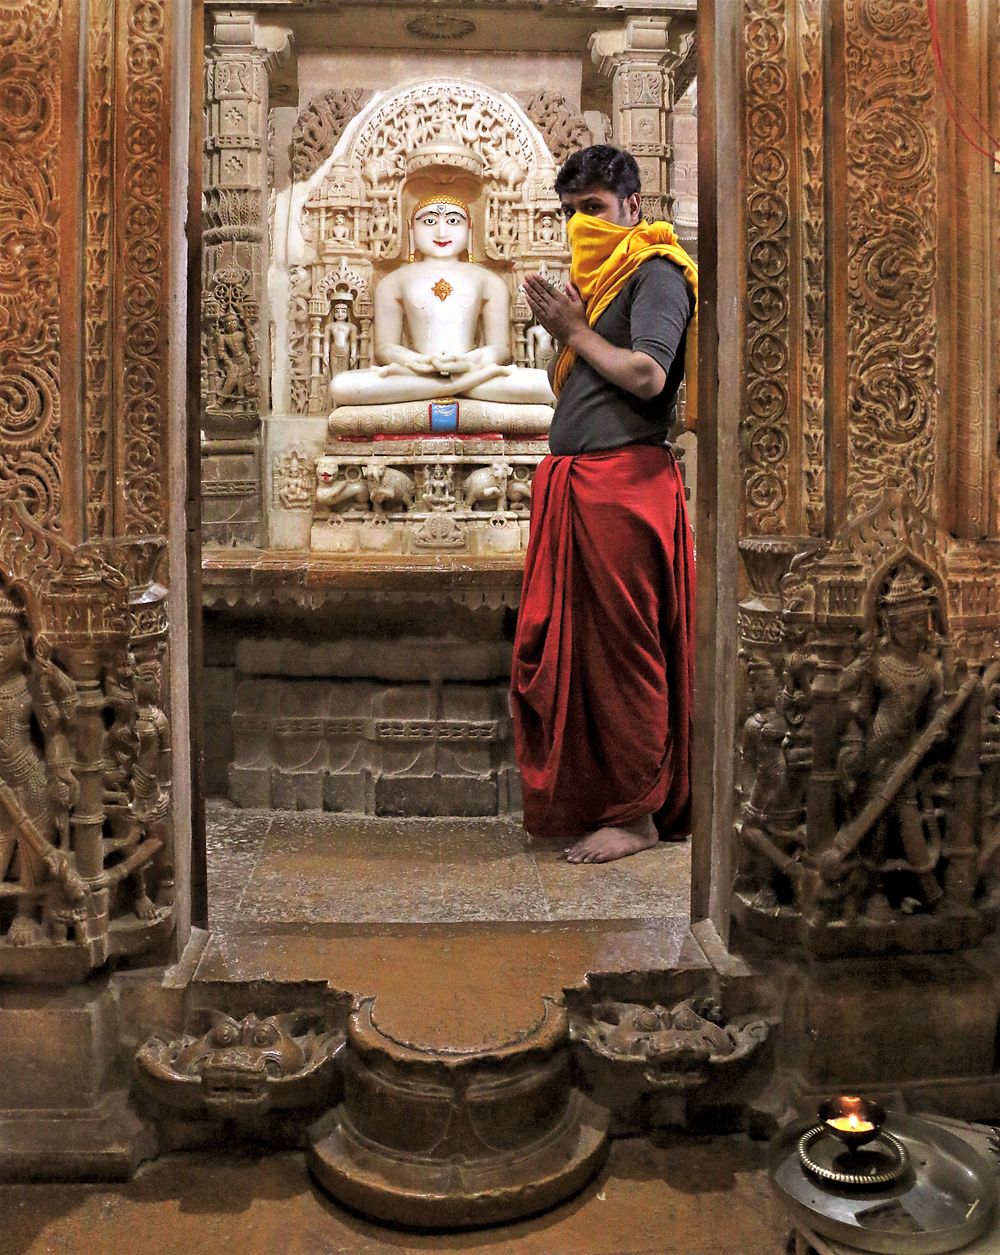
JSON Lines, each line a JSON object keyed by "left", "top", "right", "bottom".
{"left": 342, "top": 76, "right": 556, "bottom": 184}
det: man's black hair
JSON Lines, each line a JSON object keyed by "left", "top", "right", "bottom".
{"left": 554, "top": 145, "right": 641, "bottom": 202}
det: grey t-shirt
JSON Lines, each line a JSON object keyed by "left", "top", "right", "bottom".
{"left": 547, "top": 256, "right": 694, "bottom": 456}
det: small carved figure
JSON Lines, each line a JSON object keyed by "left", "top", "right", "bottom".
{"left": 537, "top": 212, "right": 556, "bottom": 243}
{"left": 272, "top": 445, "right": 316, "bottom": 511}
{"left": 369, "top": 200, "right": 393, "bottom": 254}
{"left": 735, "top": 653, "right": 810, "bottom": 910}
{"left": 492, "top": 153, "right": 526, "bottom": 192}
{"left": 423, "top": 463, "right": 455, "bottom": 511}
{"left": 364, "top": 463, "right": 414, "bottom": 515}
{"left": 128, "top": 655, "right": 170, "bottom": 919}
{"left": 315, "top": 460, "right": 371, "bottom": 513}
{"left": 526, "top": 321, "right": 556, "bottom": 371}
{"left": 323, "top": 300, "right": 359, "bottom": 379}
{"left": 102, "top": 657, "right": 137, "bottom": 807}
{"left": 215, "top": 313, "right": 258, "bottom": 402}
{"left": 463, "top": 460, "right": 512, "bottom": 511}
{"left": 496, "top": 202, "right": 516, "bottom": 242}
{"left": 507, "top": 468, "right": 532, "bottom": 510}
{"left": 0, "top": 591, "right": 79, "bottom": 945}
{"left": 331, "top": 211, "right": 350, "bottom": 242}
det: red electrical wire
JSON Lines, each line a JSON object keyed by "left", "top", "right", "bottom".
{"left": 926, "top": 0, "right": 999, "bottom": 162}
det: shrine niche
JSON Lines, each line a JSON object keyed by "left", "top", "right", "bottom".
{"left": 268, "top": 77, "right": 571, "bottom": 559}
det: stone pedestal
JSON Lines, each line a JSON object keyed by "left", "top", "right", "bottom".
{"left": 308, "top": 997, "right": 609, "bottom": 1228}
{"left": 0, "top": 984, "right": 155, "bottom": 1182}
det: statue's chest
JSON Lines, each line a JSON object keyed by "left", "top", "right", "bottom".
{"left": 407, "top": 276, "right": 479, "bottom": 318}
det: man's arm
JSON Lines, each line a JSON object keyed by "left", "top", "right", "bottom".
{"left": 523, "top": 274, "right": 665, "bottom": 400}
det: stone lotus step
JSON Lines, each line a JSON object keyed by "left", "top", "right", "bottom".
{"left": 308, "top": 994, "right": 608, "bottom": 1227}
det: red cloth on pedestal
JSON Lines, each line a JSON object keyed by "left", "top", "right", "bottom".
{"left": 510, "top": 444, "right": 695, "bottom": 841}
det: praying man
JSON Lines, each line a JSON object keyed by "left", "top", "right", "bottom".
{"left": 511, "top": 144, "right": 698, "bottom": 864}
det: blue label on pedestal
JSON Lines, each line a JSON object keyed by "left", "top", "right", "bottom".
{"left": 429, "top": 401, "right": 459, "bottom": 433}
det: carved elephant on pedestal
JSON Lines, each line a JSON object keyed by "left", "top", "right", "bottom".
{"left": 364, "top": 463, "right": 414, "bottom": 514}
{"left": 463, "top": 461, "right": 512, "bottom": 510}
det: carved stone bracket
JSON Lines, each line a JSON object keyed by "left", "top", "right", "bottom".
{"left": 135, "top": 1010, "right": 343, "bottom": 1123}
{"left": 572, "top": 998, "right": 769, "bottom": 1096}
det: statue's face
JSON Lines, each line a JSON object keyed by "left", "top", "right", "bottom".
{"left": 333, "top": 303, "right": 348, "bottom": 321}
{"left": 0, "top": 618, "right": 25, "bottom": 675}
{"left": 412, "top": 205, "right": 469, "bottom": 260}
{"left": 886, "top": 607, "right": 928, "bottom": 655}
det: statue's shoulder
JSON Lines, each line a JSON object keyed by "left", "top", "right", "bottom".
{"left": 477, "top": 265, "right": 509, "bottom": 293}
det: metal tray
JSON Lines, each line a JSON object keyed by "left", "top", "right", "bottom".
{"left": 769, "top": 1113, "right": 998, "bottom": 1254}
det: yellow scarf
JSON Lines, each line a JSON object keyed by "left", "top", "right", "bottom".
{"left": 552, "top": 213, "right": 699, "bottom": 430}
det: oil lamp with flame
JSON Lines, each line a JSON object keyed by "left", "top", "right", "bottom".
{"left": 818, "top": 1096, "right": 886, "bottom": 1153}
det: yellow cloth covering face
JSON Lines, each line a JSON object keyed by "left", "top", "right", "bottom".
{"left": 552, "top": 213, "right": 699, "bottom": 430}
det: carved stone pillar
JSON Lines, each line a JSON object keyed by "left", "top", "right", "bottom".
{"left": 0, "top": 0, "right": 191, "bottom": 1179}
{"left": 202, "top": 11, "right": 292, "bottom": 546}
{"left": 589, "top": 16, "right": 696, "bottom": 222}
{"left": 701, "top": 0, "right": 1000, "bottom": 1101}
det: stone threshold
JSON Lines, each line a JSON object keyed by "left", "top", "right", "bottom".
{"left": 189, "top": 917, "right": 712, "bottom": 1053}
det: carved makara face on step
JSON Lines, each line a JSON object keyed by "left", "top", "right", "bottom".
{"left": 411, "top": 204, "right": 470, "bottom": 261}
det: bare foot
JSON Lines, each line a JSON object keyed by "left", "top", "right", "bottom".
{"left": 564, "top": 815, "right": 658, "bottom": 864}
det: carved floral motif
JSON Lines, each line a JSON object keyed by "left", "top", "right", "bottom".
{"left": 0, "top": 0, "right": 63, "bottom": 528}
{"left": 742, "top": 0, "right": 791, "bottom": 535}
{"left": 844, "top": 0, "right": 937, "bottom": 511}
{"left": 797, "top": 0, "right": 825, "bottom": 537}
{"left": 117, "top": 0, "right": 171, "bottom": 535}
{"left": 523, "top": 90, "right": 591, "bottom": 164}
{"left": 291, "top": 88, "right": 364, "bottom": 182}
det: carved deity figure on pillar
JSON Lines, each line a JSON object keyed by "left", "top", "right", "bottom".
{"left": 0, "top": 590, "right": 79, "bottom": 945}
{"left": 834, "top": 565, "right": 946, "bottom": 916}
{"left": 129, "top": 654, "right": 172, "bottom": 918}
{"left": 330, "top": 196, "right": 553, "bottom": 410}
{"left": 323, "top": 299, "right": 359, "bottom": 379}
{"left": 215, "top": 312, "right": 259, "bottom": 402}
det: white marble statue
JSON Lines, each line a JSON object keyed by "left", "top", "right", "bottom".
{"left": 323, "top": 299, "right": 359, "bottom": 378}
{"left": 330, "top": 195, "right": 554, "bottom": 408}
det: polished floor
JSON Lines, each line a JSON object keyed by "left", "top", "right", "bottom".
{"left": 1, "top": 1135, "right": 786, "bottom": 1254}
{"left": 206, "top": 802, "right": 693, "bottom": 927}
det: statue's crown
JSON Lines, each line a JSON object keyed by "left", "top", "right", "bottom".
{"left": 879, "top": 565, "right": 935, "bottom": 615}
{"left": 411, "top": 194, "right": 470, "bottom": 219}
{"left": 0, "top": 589, "right": 23, "bottom": 620}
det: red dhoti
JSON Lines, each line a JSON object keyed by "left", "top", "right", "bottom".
{"left": 510, "top": 444, "right": 695, "bottom": 840}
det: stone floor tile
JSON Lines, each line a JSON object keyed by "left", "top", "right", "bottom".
{"left": 0, "top": 1137, "right": 786, "bottom": 1254}
{"left": 205, "top": 810, "right": 692, "bottom": 928}
{"left": 535, "top": 842, "right": 692, "bottom": 921}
